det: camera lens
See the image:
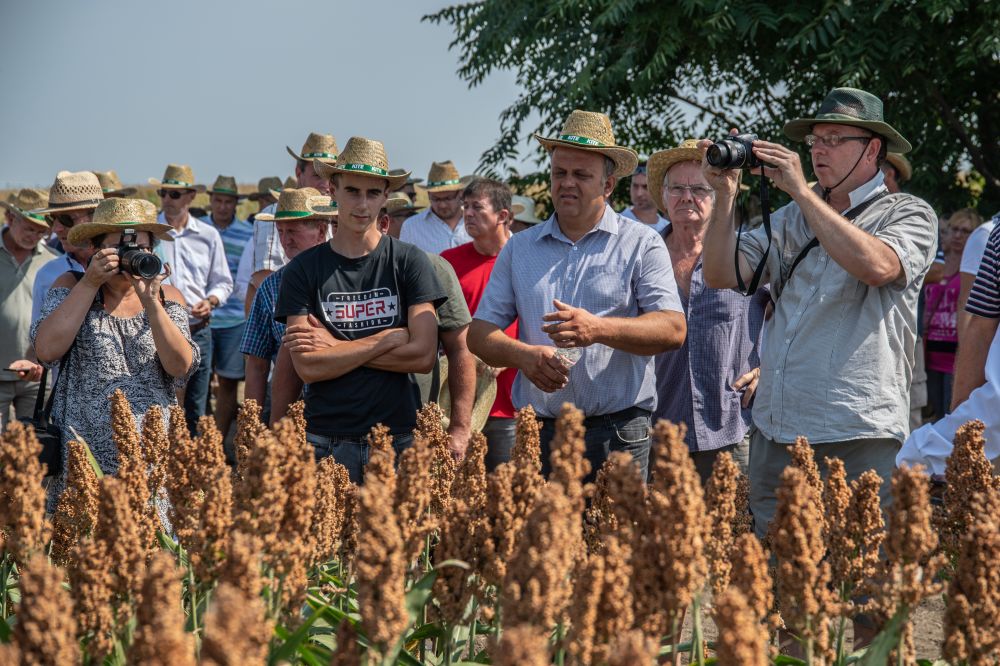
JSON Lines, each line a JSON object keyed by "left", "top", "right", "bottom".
{"left": 121, "top": 249, "right": 162, "bottom": 279}
{"left": 706, "top": 142, "right": 730, "bottom": 167}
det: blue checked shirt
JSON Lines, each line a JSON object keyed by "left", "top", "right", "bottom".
{"left": 207, "top": 216, "right": 254, "bottom": 329}
{"left": 475, "top": 204, "right": 684, "bottom": 418}
{"left": 240, "top": 267, "right": 286, "bottom": 362}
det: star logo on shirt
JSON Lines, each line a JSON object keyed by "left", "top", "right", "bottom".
{"left": 388, "top": 302, "right": 397, "bottom": 312}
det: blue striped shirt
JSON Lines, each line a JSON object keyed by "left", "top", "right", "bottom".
{"left": 475, "top": 204, "right": 683, "bottom": 418}
{"left": 240, "top": 267, "right": 285, "bottom": 362}
{"left": 966, "top": 220, "right": 1000, "bottom": 319}
{"left": 208, "top": 216, "right": 253, "bottom": 328}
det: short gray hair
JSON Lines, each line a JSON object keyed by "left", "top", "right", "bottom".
{"left": 603, "top": 157, "right": 616, "bottom": 179}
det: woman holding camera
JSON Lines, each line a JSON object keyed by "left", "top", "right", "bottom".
{"left": 31, "top": 198, "right": 199, "bottom": 508}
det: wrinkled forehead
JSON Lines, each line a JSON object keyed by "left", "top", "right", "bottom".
{"left": 550, "top": 145, "right": 606, "bottom": 171}
{"left": 665, "top": 160, "right": 707, "bottom": 184}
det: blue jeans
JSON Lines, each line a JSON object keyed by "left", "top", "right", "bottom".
{"left": 211, "top": 322, "right": 247, "bottom": 380}
{"left": 481, "top": 416, "right": 516, "bottom": 472}
{"left": 184, "top": 325, "right": 213, "bottom": 435}
{"left": 538, "top": 408, "right": 651, "bottom": 484}
{"left": 306, "top": 431, "right": 414, "bottom": 484}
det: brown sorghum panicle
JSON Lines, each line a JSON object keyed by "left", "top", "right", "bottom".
{"left": 272, "top": 413, "right": 317, "bottom": 612}
{"left": 453, "top": 431, "right": 488, "bottom": 511}
{"left": 112, "top": 391, "right": 156, "bottom": 559}
{"left": 201, "top": 582, "right": 272, "bottom": 666}
{"left": 219, "top": 530, "right": 264, "bottom": 601}
{"left": 567, "top": 552, "right": 603, "bottom": 665}
{"left": 128, "top": 551, "right": 195, "bottom": 666}
{"left": 286, "top": 399, "right": 307, "bottom": 448}
{"left": 606, "top": 630, "right": 659, "bottom": 666}
{"left": 733, "top": 472, "right": 753, "bottom": 537}
{"left": 140, "top": 404, "right": 170, "bottom": 500}
{"left": 94, "top": 476, "right": 146, "bottom": 617}
{"left": 355, "top": 438, "right": 408, "bottom": 649}
{"left": 822, "top": 457, "right": 853, "bottom": 593}
{"left": 706, "top": 451, "right": 740, "bottom": 596}
{"left": 179, "top": 416, "right": 233, "bottom": 583}
{"left": 50, "top": 439, "right": 100, "bottom": 567}
{"left": 512, "top": 404, "right": 542, "bottom": 475}
{"left": 394, "top": 432, "right": 436, "bottom": 563}
{"left": 339, "top": 482, "right": 361, "bottom": 571}
{"left": 884, "top": 465, "right": 945, "bottom": 607}
{"left": 0, "top": 422, "right": 50, "bottom": 564}
{"left": 713, "top": 589, "right": 769, "bottom": 666}
{"left": 569, "top": 535, "right": 635, "bottom": 665}
{"left": 942, "top": 420, "right": 996, "bottom": 556}
{"left": 311, "top": 457, "right": 351, "bottom": 566}
{"left": 110, "top": 389, "right": 140, "bottom": 458}
{"left": 597, "top": 451, "right": 647, "bottom": 543}
{"left": 729, "top": 532, "right": 775, "bottom": 627}
{"left": 943, "top": 487, "right": 1000, "bottom": 663}
{"left": 480, "top": 461, "right": 518, "bottom": 587}
{"left": 234, "top": 398, "right": 266, "bottom": 481}
{"left": 12, "top": 554, "right": 79, "bottom": 666}
{"left": 330, "top": 620, "right": 362, "bottom": 666}
{"left": 433, "top": 498, "right": 477, "bottom": 625}
{"left": 789, "top": 436, "right": 822, "bottom": 497}
{"left": 549, "top": 403, "right": 590, "bottom": 511}
{"left": 70, "top": 536, "right": 115, "bottom": 661}
{"left": 493, "top": 625, "right": 549, "bottom": 666}
{"left": 412, "top": 407, "right": 458, "bottom": 515}
{"left": 232, "top": 427, "right": 286, "bottom": 557}
{"left": 845, "top": 470, "right": 884, "bottom": 599}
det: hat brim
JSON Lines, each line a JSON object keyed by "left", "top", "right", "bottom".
{"left": 103, "top": 187, "right": 138, "bottom": 197}
{"left": 1, "top": 203, "right": 51, "bottom": 229}
{"left": 783, "top": 116, "right": 912, "bottom": 154}
{"left": 420, "top": 181, "right": 467, "bottom": 193}
{"left": 247, "top": 191, "right": 278, "bottom": 201}
{"left": 885, "top": 153, "right": 913, "bottom": 182}
{"left": 147, "top": 178, "right": 206, "bottom": 192}
{"left": 312, "top": 160, "right": 410, "bottom": 190}
{"left": 647, "top": 147, "right": 705, "bottom": 213}
{"left": 206, "top": 189, "right": 248, "bottom": 200}
{"left": 68, "top": 222, "right": 175, "bottom": 247}
{"left": 254, "top": 211, "right": 335, "bottom": 222}
{"left": 34, "top": 200, "right": 103, "bottom": 215}
{"left": 534, "top": 134, "right": 639, "bottom": 179}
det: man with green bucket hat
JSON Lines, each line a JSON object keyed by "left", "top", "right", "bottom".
{"left": 699, "top": 87, "right": 937, "bottom": 549}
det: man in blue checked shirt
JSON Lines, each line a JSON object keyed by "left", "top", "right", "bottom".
{"left": 470, "top": 110, "right": 687, "bottom": 482}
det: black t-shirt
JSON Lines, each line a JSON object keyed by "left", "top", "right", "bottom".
{"left": 274, "top": 235, "right": 446, "bottom": 435}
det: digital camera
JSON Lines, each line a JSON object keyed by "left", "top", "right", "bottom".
{"left": 116, "top": 230, "right": 162, "bottom": 279}
{"left": 706, "top": 133, "right": 761, "bottom": 169}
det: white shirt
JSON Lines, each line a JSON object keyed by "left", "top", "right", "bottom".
{"left": 960, "top": 216, "right": 998, "bottom": 275}
{"left": 898, "top": 324, "right": 1000, "bottom": 475}
{"left": 156, "top": 212, "right": 233, "bottom": 319}
{"left": 400, "top": 208, "right": 472, "bottom": 254}
{"left": 621, "top": 206, "right": 670, "bottom": 234}
{"left": 31, "top": 253, "right": 84, "bottom": 324}
{"left": 248, "top": 203, "right": 288, "bottom": 274}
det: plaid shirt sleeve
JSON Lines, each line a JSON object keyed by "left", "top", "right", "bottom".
{"left": 240, "top": 271, "right": 282, "bottom": 360}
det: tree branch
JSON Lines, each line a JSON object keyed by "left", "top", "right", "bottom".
{"left": 924, "top": 79, "right": 1000, "bottom": 188}
{"left": 665, "top": 88, "right": 742, "bottom": 130}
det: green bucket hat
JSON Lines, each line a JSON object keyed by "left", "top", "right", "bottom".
{"left": 783, "top": 87, "right": 911, "bottom": 154}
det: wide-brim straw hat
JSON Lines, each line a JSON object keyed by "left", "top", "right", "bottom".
{"left": 67, "top": 198, "right": 174, "bottom": 246}
{"left": 148, "top": 164, "right": 205, "bottom": 191}
{"left": 647, "top": 139, "right": 705, "bottom": 213}
{"left": 534, "top": 110, "right": 639, "bottom": 179}
{"left": 386, "top": 192, "right": 425, "bottom": 216}
{"left": 1, "top": 188, "right": 51, "bottom": 228}
{"left": 438, "top": 356, "right": 497, "bottom": 433}
{"left": 93, "top": 170, "right": 137, "bottom": 197}
{"left": 511, "top": 195, "right": 542, "bottom": 224}
{"left": 389, "top": 168, "right": 423, "bottom": 186}
{"left": 886, "top": 153, "right": 913, "bottom": 183}
{"left": 248, "top": 176, "right": 282, "bottom": 201}
{"left": 422, "top": 161, "right": 466, "bottom": 193}
{"left": 253, "top": 187, "right": 337, "bottom": 222}
{"left": 206, "top": 175, "right": 247, "bottom": 199}
{"left": 287, "top": 132, "right": 339, "bottom": 163}
{"left": 34, "top": 171, "right": 104, "bottom": 215}
{"left": 312, "top": 137, "right": 410, "bottom": 190}
{"left": 783, "top": 87, "right": 911, "bottom": 154}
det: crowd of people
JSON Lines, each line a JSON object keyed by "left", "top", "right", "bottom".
{"left": 2, "top": 86, "right": 999, "bottom": 533}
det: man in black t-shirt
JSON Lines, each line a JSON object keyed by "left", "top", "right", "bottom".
{"left": 274, "top": 137, "right": 445, "bottom": 483}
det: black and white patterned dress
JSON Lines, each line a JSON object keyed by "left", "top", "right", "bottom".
{"left": 31, "top": 287, "right": 200, "bottom": 510}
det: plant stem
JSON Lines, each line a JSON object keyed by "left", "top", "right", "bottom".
{"left": 670, "top": 616, "right": 680, "bottom": 666}
{"left": 0, "top": 554, "right": 10, "bottom": 619}
{"left": 445, "top": 623, "right": 455, "bottom": 666}
{"left": 555, "top": 622, "right": 565, "bottom": 666}
{"left": 467, "top": 592, "right": 479, "bottom": 660}
{"left": 690, "top": 597, "right": 705, "bottom": 666}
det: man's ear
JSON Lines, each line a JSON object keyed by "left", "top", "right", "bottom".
{"left": 604, "top": 175, "right": 618, "bottom": 198}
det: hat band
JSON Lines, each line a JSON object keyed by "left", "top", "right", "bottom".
{"left": 274, "top": 210, "right": 315, "bottom": 219}
{"left": 163, "top": 178, "right": 194, "bottom": 187}
{"left": 304, "top": 151, "right": 337, "bottom": 159}
{"left": 558, "top": 134, "right": 607, "bottom": 147}
{"left": 25, "top": 212, "right": 49, "bottom": 224}
{"left": 46, "top": 198, "right": 103, "bottom": 209}
{"left": 211, "top": 187, "right": 238, "bottom": 195}
{"left": 340, "top": 163, "right": 389, "bottom": 177}
{"left": 426, "top": 178, "right": 461, "bottom": 187}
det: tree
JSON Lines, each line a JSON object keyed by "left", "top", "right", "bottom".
{"left": 426, "top": 0, "right": 1000, "bottom": 214}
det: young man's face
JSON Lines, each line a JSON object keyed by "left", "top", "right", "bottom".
{"left": 331, "top": 173, "right": 389, "bottom": 234}
{"left": 276, "top": 219, "right": 327, "bottom": 259}
{"left": 463, "top": 193, "right": 509, "bottom": 239}
{"left": 629, "top": 172, "right": 653, "bottom": 212}
{"left": 429, "top": 190, "right": 463, "bottom": 221}
{"left": 550, "top": 147, "right": 614, "bottom": 221}
{"left": 209, "top": 193, "right": 238, "bottom": 222}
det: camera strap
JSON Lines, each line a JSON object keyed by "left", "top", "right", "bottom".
{"left": 735, "top": 175, "right": 771, "bottom": 296}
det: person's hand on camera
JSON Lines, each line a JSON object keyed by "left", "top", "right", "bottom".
{"left": 750, "top": 140, "right": 810, "bottom": 198}
{"left": 699, "top": 128, "right": 744, "bottom": 199}
{"left": 82, "top": 248, "right": 121, "bottom": 288}
{"left": 129, "top": 262, "right": 171, "bottom": 307}
{"left": 7, "top": 359, "right": 43, "bottom": 382}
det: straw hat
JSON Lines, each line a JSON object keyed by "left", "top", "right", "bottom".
{"left": 206, "top": 175, "right": 247, "bottom": 199}
{"left": 286, "top": 132, "right": 339, "bottom": 163}
{"left": 92, "top": 170, "right": 137, "bottom": 197}
{"left": 534, "top": 110, "right": 639, "bottom": 178}
{"left": 511, "top": 195, "right": 543, "bottom": 225}
{"left": 247, "top": 176, "right": 282, "bottom": 201}
{"left": 253, "top": 187, "right": 337, "bottom": 222}
{"left": 389, "top": 168, "right": 423, "bottom": 185}
{"left": 267, "top": 176, "right": 299, "bottom": 200}
{"left": 312, "top": 137, "right": 410, "bottom": 190}
{"left": 646, "top": 139, "right": 704, "bottom": 213}
{"left": 1, "top": 188, "right": 51, "bottom": 228}
{"left": 783, "top": 87, "right": 911, "bottom": 154}
{"left": 386, "top": 192, "right": 425, "bottom": 216}
{"left": 67, "top": 198, "right": 174, "bottom": 246}
{"left": 35, "top": 171, "right": 105, "bottom": 215}
{"left": 148, "top": 164, "right": 204, "bottom": 191}
{"left": 438, "top": 356, "right": 497, "bottom": 433}
{"left": 422, "top": 161, "right": 465, "bottom": 193}
{"left": 885, "top": 153, "right": 912, "bottom": 183}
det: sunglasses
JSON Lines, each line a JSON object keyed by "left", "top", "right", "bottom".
{"left": 157, "top": 189, "right": 187, "bottom": 200}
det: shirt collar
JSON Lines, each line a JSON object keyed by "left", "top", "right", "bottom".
{"left": 846, "top": 169, "right": 887, "bottom": 210}
{"left": 158, "top": 211, "right": 200, "bottom": 236}
{"left": 541, "top": 203, "right": 620, "bottom": 244}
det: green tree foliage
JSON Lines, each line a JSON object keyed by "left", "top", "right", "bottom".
{"left": 426, "top": 0, "right": 1000, "bottom": 214}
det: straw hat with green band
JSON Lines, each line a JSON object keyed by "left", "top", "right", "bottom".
{"left": 422, "top": 161, "right": 465, "bottom": 193}
{"left": 248, "top": 176, "right": 282, "bottom": 201}
{"left": 534, "top": 110, "right": 639, "bottom": 178}
{"left": 783, "top": 87, "right": 912, "bottom": 154}
{"left": 886, "top": 153, "right": 913, "bottom": 183}
{"left": 35, "top": 171, "right": 105, "bottom": 216}
{"left": 286, "top": 132, "right": 340, "bottom": 163}
{"left": 253, "top": 187, "right": 337, "bottom": 222}
{"left": 206, "top": 175, "right": 247, "bottom": 199}
{"left": 312, "top": 137, "right": 410, "bottom": 190}
{"left": 1, "top": 188, "right": 51, "bottom": 229}
{"left": 147, "top": 164, "right": 205, "bottom": 191}
{"left": 386, "top": 192, "right": 425, "bottom": 216}
{"left": 389, "top": 168, "right": 423, "bottom": 185}
{"left": 92, "top": 170, "right": 137, "bottom": 197}
{"left": 68, "top": 198, "right": 174, "bottom": 246}
{"left": 647, "top": 139, "right": 704, "bottom": 213}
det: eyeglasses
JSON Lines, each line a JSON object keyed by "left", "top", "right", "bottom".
{"left": 666, "top": 185, "right": 714, "bottom": 199}
{"left": 804, "top": 134, "right": 872, "bottom": 149}
{"left": 52, "top": 211, "right": 92, "bottom": 228}
{"left": 157, "top": 189, "right": 186, "bottom": 200}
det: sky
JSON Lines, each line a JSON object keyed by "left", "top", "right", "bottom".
{"left": 0, "top": 0, "right": 534, "bottom": 189}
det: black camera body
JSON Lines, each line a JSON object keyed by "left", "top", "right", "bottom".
{"left": 116, "top": 230, "right": 163, "bottom": 279}
{"left": 706, "top": 133, "right": 761, "bottom": 169}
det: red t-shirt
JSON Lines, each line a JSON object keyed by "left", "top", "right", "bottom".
{"left": 442, "top": 242, "right": 519, "bottom": 418}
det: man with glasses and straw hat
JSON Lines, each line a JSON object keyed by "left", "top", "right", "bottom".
{"left": 401, "top": 160, "right": 473, "bottom": 254}
{"left": 273, "top": 137, "right": 446, "bottom": 483}
{"left": 470, "top": 110, "right": 687, "bottom": 481}
{"left": 149, "top": 163, "right": 234, "bottom": 434}
{"left": 698, "top": 88, "right": 937, "bottom": 641}
{"left": 1, "top": 188, "right": 58, "bottom": 427}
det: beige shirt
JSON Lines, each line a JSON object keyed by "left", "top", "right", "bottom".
{"left": 0, "top": 229, "right": 58, "bottom": 380}
{"left": 738, "top": 173, "right": 938, "bottom": 444}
